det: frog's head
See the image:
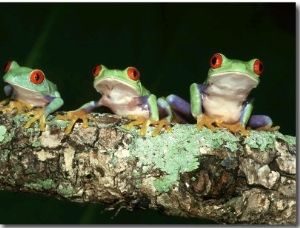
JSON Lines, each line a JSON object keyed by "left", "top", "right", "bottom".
{"left": 3, "top": 61, "right": 54, "bottom": 94}
{"left": 206, "top": 53, "right": 264, "bottom": 91}
{"left": 92, "top": 65, "right": 150, "bottom": 97}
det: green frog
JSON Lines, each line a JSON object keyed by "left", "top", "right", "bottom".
{"left": 190, "top": 53, "right": 279, "bottom": 135}
{"left": 57, "top": 65, "right": 191, "bottom": 136}
{"left": 0, "top": 61, "right": 64, "bottom": 131}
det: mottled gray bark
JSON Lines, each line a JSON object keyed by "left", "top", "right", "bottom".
{"left": 0, "top": 112, "right": 296, "bottom": 224}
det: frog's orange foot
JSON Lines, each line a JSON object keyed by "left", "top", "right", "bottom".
{"left": 196, "top": 114, "right": 218, "bottom": 131}
{"left": 0, "top": 98, "right": 10, "bottom": 107}
{"left": 56, "top": 110, "right": 93, "bottom": 134}
{"left": 151, "top": 118, "right": 172, "bottom": 137}
{"left": 125, "top": 116, "right": 172, "bottom": 136}
{"left": 254, "top": 125, "right": 280, "bottom": 132}
{"left": 216, "top": 122, "right": 250, "bottom": 136}
{"left": 0, "top": 100, "right": 32, "bottom": 114}
{"left": 24, "top": 108, "right": 46, "bottom": 131}
{"left": 124, "top": 116, "right": 151, "bottom": 136}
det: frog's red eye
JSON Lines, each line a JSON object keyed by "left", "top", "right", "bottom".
{"left": 253, "top": 59, "right": 264, "bottom": 75}
{"left": 4, "top": 61, "right": 12, "bottom": 73}
{"left": 210, "top": 53, "right": 223, "bottom": 69}
{"left": 127, "top": 67, "right": 140, "bottom": 81}
{"left": 93, "top": 65, "right": 102, "bottom": 77}
{"left": 30, "top": 70, "right": 45, "bottom": 84}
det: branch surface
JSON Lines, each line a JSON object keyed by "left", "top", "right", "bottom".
{"left": 0, "top": 112, "right": 296, "bottom": 224}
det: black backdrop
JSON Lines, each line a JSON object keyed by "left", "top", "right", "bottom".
{"left": 0, "top": 3, "right": 295, "bottom": 224}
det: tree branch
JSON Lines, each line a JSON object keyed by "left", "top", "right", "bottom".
{"left": 0, "top": 112, "right": 296, "bottom": 224}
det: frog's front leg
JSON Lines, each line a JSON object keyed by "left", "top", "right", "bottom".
{"left": 24, "top": 108, "right": 47, "bottom": 131}
{"left": 24, "top": 96, "right": 64, "bottom": 131}
{"left": 124, "top": 94, "right": 160, "bottom": 136}
{"left": 56, "top": 100, "right": 98, "bottom": 134}
{"left": 124, "top": 115, "right": 152, "bottom": 136}
{"left": 146, "top": 95, "right": 193, "bottom": 136}
{"left": 150, "top": 97, "right": 173, "bottom": 136}
{"left": 190, "top": 83, "right": 218, "bottom": 130}
{"left": 216, "top": 98, "right": 253, "bottom": 136}
{"left": 125, "top": 95, "right": 173, "bottom": 137}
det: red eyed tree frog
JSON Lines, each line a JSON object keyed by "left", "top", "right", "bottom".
{"left": 56, "top": 65, "right": 190, "bottom": 136}
{"left": 190, "top": 53, "right": 279, "bottom": 136}
{"left": 0, "top": 61, "right": 64, "bottom": 131}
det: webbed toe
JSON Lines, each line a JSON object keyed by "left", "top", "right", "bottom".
{"left": 0, "top": 100, "right": 32, "bottom": 114}
{"left": 24, "top": 108, "right": 46, "bottom": 131}
{"left": 216, "top": 122, "right": 250, "bottom": 136}
{"left": 124, "top": 116, "right": 151, "bottom": 136}
{"left": 125, "top": 116, "right": 171, "bottom": 136}
{"left": 56, "top": 110, "right": 92, "bottom": 134}
{"left": 196, "top": 114, "right": 218, "bottom": 131}
{"left": 151, "top": 118, "right": 172, "bottom": 137}
{"left": 254, "top": 125, "right": 280, "bottom": 132}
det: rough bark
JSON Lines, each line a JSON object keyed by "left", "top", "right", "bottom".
{"left": 0, "top": 112, "right": 296, "bottom": 224}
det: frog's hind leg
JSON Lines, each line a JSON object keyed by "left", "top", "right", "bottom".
{"left": 0, "top": 98, "right": 10, "bottom": 106}
{"left": 216, "top": 121, "right": 250, "bottom": 136}
{"left": 247, "top": 115, "right": 280, "bottom": 132}
{"left": 166, "top": 94, "right": 194, "bottom": 124}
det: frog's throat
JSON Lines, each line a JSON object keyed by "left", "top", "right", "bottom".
{"left": 94, "top": 77, "right": 141, "bottom": 97}
{"left": 6, "top": 84, "right": 49, "bottom": 107}
{"left": 4, "top": 81, "right": 35, "bottom": 92}
{"left": 207, "top": 72, "right": 259, "bottom": 92}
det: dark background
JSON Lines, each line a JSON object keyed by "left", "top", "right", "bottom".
{"left": 0, "top": 3, "right": 295, "bottom": 224}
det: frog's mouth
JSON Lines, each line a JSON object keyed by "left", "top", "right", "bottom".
{"left": 209, "top": 72, "right": 259, "bottom": 93}
{"left": 94, "top": 78, "right": 140, "bottom": 99}
{"left": 5, "top": 81, "right": 34, "bottom": 92}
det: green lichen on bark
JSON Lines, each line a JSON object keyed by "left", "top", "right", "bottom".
{"left": 24, "top": 179, "right": 56, "bottom": 190}
{"left": 125, "top": 124, "right": 296, "bottom": 194}
{"left": 0, "top": 149, "right": 10, "bottom": 162}
{"left": 244, "top": 130, "right": 295, "bottom": 151}
{"left": 0, "top": 125, "right": 14, "bottom": 144}
{"left": 0, "top": 112, "right": 296, "bottom": 224}
{"left": 127, "top": 124, "right": 243, "bottom": 193}
{"left": 0, "top": 125, "right": 6, "bottom": 141}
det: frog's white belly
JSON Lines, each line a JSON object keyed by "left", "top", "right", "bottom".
{"left": 202, "top": 86, "right": 250, "bottom": 124}
{"left": 12, "top": 86, "right": 49, "bottom": 107}
{"left": 202, "top": 72, "right": 258, "bottom": 124}
{"left": 99, "top": 90, "right": 150, "bottom": 118}
{"left": 203, "top": 95, "right": 243, "bottom": 124}
{"left": 113, "top": 105, "right": 150, "bottom": 118}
